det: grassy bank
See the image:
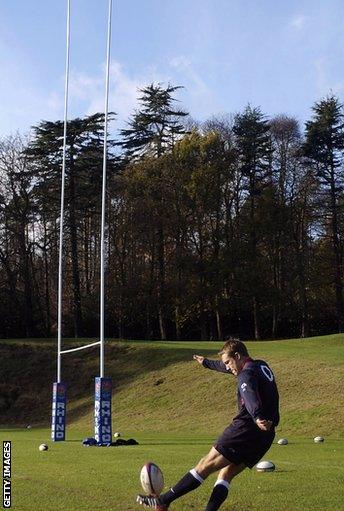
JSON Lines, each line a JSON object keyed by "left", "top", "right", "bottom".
{"left": 1, "top": 334, "right": 343, "bottom": 437}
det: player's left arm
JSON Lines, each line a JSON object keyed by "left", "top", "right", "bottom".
{"left": 238, "top": 371, "right": 273, "bottom": 431}
{"left": 193, "top": 355, "right": 230, "bottom": 374}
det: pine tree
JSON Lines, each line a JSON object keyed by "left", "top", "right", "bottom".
{"left": 119, "top": 83, "right": 188, "bottom": 159}
{"left": 27, "top": 113, "right": 116, "bottom": 337}
{"left": 119, "top": 84, "right": 188, "bottom": 339}
{"left": 233, "top": 106, "right": 272, "bottom": 339}
{"left": 304, "top": 95, "right": 344, "bottom": 332}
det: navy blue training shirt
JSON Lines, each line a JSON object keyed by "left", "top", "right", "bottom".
{"left": 202, "top": 357, "right": 280, "bottom": 428}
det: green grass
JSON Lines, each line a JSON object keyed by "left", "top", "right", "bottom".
{"left": 1, "top": 334, "right": 344, "bottom": 510}
{"left": 2, "top": 334, "right": 343, "bottom": 436}
{"left": 2, "top": 428, "right": 343, "bottom": 511}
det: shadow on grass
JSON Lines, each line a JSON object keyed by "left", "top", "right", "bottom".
{"left": 0, "top": 340, "right": 221, "bottom": 427}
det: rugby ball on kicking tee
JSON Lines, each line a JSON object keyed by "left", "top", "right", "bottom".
{"left": 277, "top": 438, "right": 288, "bottom": 445}
{"left": 39, "top": 444, "right": 48, "bottom": 451}
{"left": 256, "top": 460, "right": 275, "bottom": 472}
{"left": 140, "top": 462, "right": 164, "bottom": 495}
{"left": 314, "top": 436, "right": 324, "bottom": 443}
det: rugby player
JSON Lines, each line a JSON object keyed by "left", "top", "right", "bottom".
{"left": 136, "top": 338, "right": 280, "bottom": 511}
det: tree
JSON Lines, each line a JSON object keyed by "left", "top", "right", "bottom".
{"left": 120, "top": 84, "right": 188, "bottom": 340}
{"left": 27, "top": 113, "right": 116, "bottom": 337}
{"left": 0, "top": 135, "right": 38, "bottom": 336}
{"left": 268, "top": 116, "right": 302, "bottom": 337}
{"left": 304, "top": 95, "right": 344, "bottom": 332}
{"left": 119, "top": 83, "right": 188, "bottom": 159}
{"left": 233, "top": 106, "right": 272, "bottom": 339}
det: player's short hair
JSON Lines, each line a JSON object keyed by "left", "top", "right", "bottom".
{"left": 218, "top": 338, "right": 249, "bottom": 358}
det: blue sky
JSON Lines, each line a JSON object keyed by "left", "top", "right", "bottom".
{"left": 1, "top": 0, "right": 344, "bottom": 137}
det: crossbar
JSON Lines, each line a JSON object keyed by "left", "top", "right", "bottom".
{"left": 60, "top": 341, "right": 101, "bottom": 355}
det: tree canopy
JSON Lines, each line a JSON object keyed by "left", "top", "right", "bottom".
{"left": 0, "top": 86, "right": 343, "bottom": 340}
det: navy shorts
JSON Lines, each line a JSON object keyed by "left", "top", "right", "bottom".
{"left": 214, "top": 422, "right": 275, "bottom": 469}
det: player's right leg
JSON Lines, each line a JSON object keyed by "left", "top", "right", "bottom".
{"left": 195, "top": 447, "right": 231, "bottom": 478}
{"left": 204, "top": 463, "right": 246, "bottom": 511}
{"left": 136, "top": 447, "right": 229, "bottom": 509}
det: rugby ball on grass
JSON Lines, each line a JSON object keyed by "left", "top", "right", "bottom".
{"left": 256, "top": 460, "right": 275, "bottom": 472}
{"left": 277, "top": 438, "right": 288, "bottom": 445}
{"left": 140, "top": 462, "right": 164, "bottom": 495}
{"left": 314, "top": 436, "right": 324, "bottom": 443}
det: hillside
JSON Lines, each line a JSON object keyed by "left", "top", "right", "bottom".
{"left": 1, "top": 335, "right": 343, "bottom": 437}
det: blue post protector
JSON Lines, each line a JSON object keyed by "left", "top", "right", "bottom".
{"left": 94, "top": 377, "right": 112, "bottom": 444}
{"left": 51, "top": 382, "right": 67, "bottom": 441}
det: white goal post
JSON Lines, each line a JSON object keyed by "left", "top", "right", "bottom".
{"left": 51, "top": 0, "right": 113, "bottom": 445}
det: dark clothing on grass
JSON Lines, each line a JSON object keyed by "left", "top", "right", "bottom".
{"left": 215, "top": 422, "right": 275, "bottom": 468}
{"left": 202, "top": 357, "right": 279, "bottom": 467}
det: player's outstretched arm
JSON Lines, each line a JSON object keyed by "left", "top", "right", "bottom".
{"left": 193, "top": 355, "right": 230, "bottom": 374}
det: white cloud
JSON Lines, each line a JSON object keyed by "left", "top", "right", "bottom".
{"left": 290, "top": 15, "right": 307, "bottom": 30}
{"left": 69, "top": 55, "right": 217, "bottom": 124}
{"left": 169, "top": 55, "right": 219, "bottom": 118}
{"left": 68, "top": 60, "right": 170, "bottom": 126}
{"left": 0, "top": 57, "right": 168, "bottom": 136}
{"left": 0, "top": 54, "right": 215, "bottom": 136}
{"left": 67, "top": 57, "right": 218, "bottom": 126}
{"left": 170, "top": 56, "right": 208, "bottom": 94}
{"left": 170, "top": 56, "right": 191, "bottom": 70}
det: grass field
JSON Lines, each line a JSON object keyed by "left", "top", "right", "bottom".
{"left": 3, "top": 429, "right": 343, "bottom": 511}
{"left": 1, "top": 334, "right": 344, "bottom": 510}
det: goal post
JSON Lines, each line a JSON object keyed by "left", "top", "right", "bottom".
{"left": 51, "top": 0, "right": 114, "bottom": 445}
{"left": 51, "top": 382, "right": 67, "bottom": 441}
{"left": 51, "top": 342, "right": 113, "bottom": 443}
{"left": 94, "top": 377, "right": 113, "bottom": 444}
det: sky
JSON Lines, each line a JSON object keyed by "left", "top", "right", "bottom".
{"left": 1, "top": 0, "right": 344, "bottom": 138}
